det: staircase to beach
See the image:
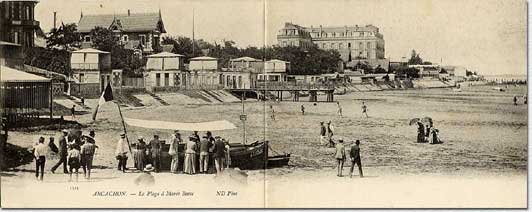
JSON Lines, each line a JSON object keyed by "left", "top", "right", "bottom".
{"left": 147, "top": 92, "right": 170, "bottom": 106}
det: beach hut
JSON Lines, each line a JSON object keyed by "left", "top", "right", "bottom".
{"left": 189, "top": 56, "right": 221, "bottom": 89}
{"left": 1, "top": 65, "right": 52, "bottom": 124}
{"left": 70, "top": 48, "right": 112, "bottom": 97}
{"left": 145, "top": 51, "right": 185, "bottom": 91}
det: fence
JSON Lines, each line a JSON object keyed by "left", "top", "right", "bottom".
{"left": 70, "top": 83, "right": 100, "bottom": 98}
{"left": 122, "top": 76, "right": 145, "bottom": 88}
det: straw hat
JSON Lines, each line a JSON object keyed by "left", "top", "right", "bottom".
{"left": 143, "top": 164, "right": 155, "bottom": 172}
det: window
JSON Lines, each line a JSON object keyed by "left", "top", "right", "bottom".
{"left": 84, "top": 36, "right": 91, "bottom": 42}
{"left": 238, "top": 76, "right": 242, "bottom": 88}
{"left": 79, "top": 73, "right": 85, "bottom": 83}
{"left": 156, "top": 73, "right": 161, "bottom": 86}
{"left": 13, "top": 31, "right": 19, "bottom": 44}
{"left": 359, "top": 42, "right": 363, "bottom": 49}
{"left": 123, "top": 35, "right": 128, "bottom": 42}
{"left": 367, "top": 42, "right": 371, "bottom": 49}
{"left": 140, "top": 35, "right": 146, "bottom": 46}
{"left": 164, "top": 73, "right": 169, "bottom": 86}
{"left": 25, "top": 6, "right": 30, "bottom": 20}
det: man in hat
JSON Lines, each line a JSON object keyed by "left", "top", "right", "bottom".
{"left": 33, "top": 137, "right": 49, "bottom": 181}
{"left": 319, "top": 122, "right": 327, "bottom": 146}
{"left": 213, "top": 136, "right": 226, "bottom": 174}
{"left": 115, "top": 133, "right": 130, "bottom": 172}
{"left": 327, "top": 121, "right": 335, "bottom": 147}
{"left": 148, "top": 134, "right": 162, "bottom": 172}
{"left": 51, "top": 129, "right": 69, "bottom": 174}
{"left": 199, "top": 134, "right": 212, "bottom": 174}
{"left": 134, "top": 164, "right": 155, "bottom": 186}
{"left": 349, "top": 140, "right": 363, "bottom": 178}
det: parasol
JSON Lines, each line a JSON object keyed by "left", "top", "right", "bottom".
{"left": 408, "top": 118, "right": 420, "bottom": 125}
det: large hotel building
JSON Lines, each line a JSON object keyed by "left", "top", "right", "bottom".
{"left": 277, "top": 22, "right": 388, "bottom": 70}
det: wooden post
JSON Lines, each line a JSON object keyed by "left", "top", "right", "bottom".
{"left": 116, "top": 103, "right": 132, "bottom": 153}
{"left": 49, "top": 82, "right": 53, "bottom": 121}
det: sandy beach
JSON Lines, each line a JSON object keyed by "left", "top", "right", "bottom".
{"left": 1, "top": 85, "right": 527, "bottom": 208}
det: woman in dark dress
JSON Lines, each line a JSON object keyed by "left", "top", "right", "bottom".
{"left": 417, "top": 122, "right": 425, "bottom": 143}
{"left": 134, "top": 137, "right": 147, "bottom": 171}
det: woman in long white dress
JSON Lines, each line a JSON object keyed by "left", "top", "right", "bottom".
{"left": 183, "top": 136, "right": 197, "bottom": 175}
{"left": 169, "top": 131, "right": 181, "bottom": 173}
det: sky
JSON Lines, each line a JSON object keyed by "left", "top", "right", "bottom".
{"left": 35, "top": 0, "right": 526, "bottom": 75}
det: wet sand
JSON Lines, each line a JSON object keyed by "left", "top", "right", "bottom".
{"left": 1, "top": 85, "right": 527, "bottom": 208}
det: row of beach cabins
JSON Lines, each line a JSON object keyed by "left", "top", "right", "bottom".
{"left": 68, "top": 48, "right": 404, "bottom": 98}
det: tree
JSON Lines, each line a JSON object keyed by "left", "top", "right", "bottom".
{"left": 407, "top": 49, "right": 423, "bottom": 65}
{"left": 45, "top": 23, "right": 81, "bottom": 50}
{"left": 90, "top": 27, "right": 120, "bottom": 52}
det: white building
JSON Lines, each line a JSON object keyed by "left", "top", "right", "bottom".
{"left": 144, "top": 51, "right": 185, "bottom": 91}
{"left": 259, "top": 59, "right": 289, "bottom": 82}
{"left": 189, "top": 56, "right": 222, "bottom": 89}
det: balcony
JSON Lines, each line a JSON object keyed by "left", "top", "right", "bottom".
{"left": 71, "top": 63, "right": 100, "bottom": 70}
{"left": 9, "top": 20, "right": 39, "bottom": 28}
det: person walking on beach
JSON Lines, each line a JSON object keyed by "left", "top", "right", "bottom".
{"left": 327, "top": 121, "right": 335, "bottom": 147}
{"left": 115, "top": 133, "right": 129, "bottom": 172}
{"left": 184, "top": 136, "right": 197, "bottom": 175}
{"left": 524, "top": 95, "right": 527, "bottom": 104}
{"left": 169, "top": 130, "right": 181, "bottom": 173}
{"left": 80, "top": 136, "right": 96, "bottom": 180}
{"left": 301, "top": 104, "right": 305, "bottom": 115}
{"left": 319, "top": 122, "right": 327, "bottom": 146}
{"left": 349, "top": 140, "right": 363, "bottom": 178}
{"left": 33, "top": 137, "right": 49, "bottom": 181}
{"left": 362, "top": 102, "right": 368, "bottom": 118}
{"left": 67, "top": 144, "right": 81, "bottom": 182}
{"left": 335, "top": 140, "right": 346, "bottom": 177}
{"left": 71, "top": 105, "right": 76, "bottom": 120}
{"left": 51, "top": 129, "right": 69, "bottom": 174}
{"left": 270, "top": 105, "right": 276, "bottom": 121}
{"left": 213, "top": 136, "right": 226, "bottom": 175}
{"left": 134, "top": 137, "right": 147, "bottom": 172}
{"left": 148, "top": 135, "right": 162, "bottom": 173}
{"left": 513, "top": 96, "right": 518, "bottom": 105}
{"left": 337, "top": 102, "right": 343, "bottom": 117}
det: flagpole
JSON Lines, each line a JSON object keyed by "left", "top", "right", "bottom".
{"left": 116, "top": 102, "right": 132, "bottom": 153}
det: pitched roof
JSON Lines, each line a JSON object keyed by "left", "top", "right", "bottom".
{"left": 230, "top": 57, "right": 261, "bottom": 62}
{"left": 267, "top": 59, "right": 289, "bottom": 63}
{"left": 190, "top": 56, "right": 217, "bottom": 61}
{"left": 1, "top": 66, "right": 50, "bottom": 82}
{"left": 146, "top": 51, "right": 184, "bottom": 58}
{"left": 78, "top": 12, "right": 165, "bottom": 33}
{"left": 72, "top": 48, "right": 109, "bottom": 54}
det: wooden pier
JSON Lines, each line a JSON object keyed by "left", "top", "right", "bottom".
{"left": 230, "top": 82, "right": 335, "bottom": 102}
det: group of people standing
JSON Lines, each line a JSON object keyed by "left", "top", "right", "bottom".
{"left": 126, "top": 130, "right": 230, "bottom": 176}
{"left": 32, "top": 129, "right": 98, "bottom": 182}
{"left": 319, "top": 121, "right": 335, "bottom": 147}
{"left": 334, "top": 139, "right": 364, "bottom": 178}
{"left": 416, "top": 120, "right": 441, "bottom": 144}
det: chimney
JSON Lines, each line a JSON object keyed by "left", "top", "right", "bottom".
{"left": 128, "top": 9, "right": 130, "bottom": 16}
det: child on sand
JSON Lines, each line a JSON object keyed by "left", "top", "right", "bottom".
{"left": 68, "top": 144, "right": 81, "bottom": 182}
{"left": 337, "top": 102, "right": 343, "bottom": 117}
{"left": 362, "top": 102, "right": 368, "bottom": 118}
